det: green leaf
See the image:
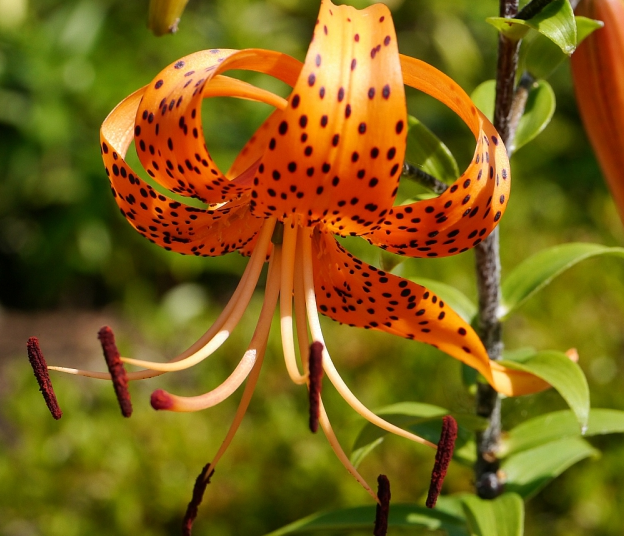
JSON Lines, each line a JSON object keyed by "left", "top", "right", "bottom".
{"left": 409, "top": 277, "right": 477, "bottom": 323}
{"left": 406, "top": 116, "right": 460, "bottom": 183}
{"left": 523, "top": 16, "right": 604, "bottom": 79}
{"left": 499, "top": 351, "right": 589, "bottom": 430}
{"left": 502, "top": 437, "right": 599, "bottom": 498}
{"left": 487, "top": 0, "right": 577, "bottom": 54}
{"left": 470, "top": 79, "right": 555, "bottom": 153}
{"left": 264, "top": 503, "right": 469, "bottom": 536}
{"left": 513, "top": 80, "right": 555, "bottom": 152}
{"left": 351, "top": 403, "right": 485, "bottom": 468}
{"left": 470, "top": 80, "right": 495, "bottom": 122}
{"left": 501, "top": 409, "right": 624, "bottom": 457}
{"left": 500, "top": 243, "right": 624, "bottom": 319}
{"left": 148, "top": 0, "right": 190, "bottom": 36}
{"left": 460, "top": 493, "right": 524, "bottom": 536}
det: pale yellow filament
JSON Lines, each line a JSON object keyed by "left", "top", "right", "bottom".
{"left": 300, "top": 229, "right": 436, "bottom": 450}
{"left": 279, "top": 219, "right": 307, "bottom": 385}
{"left": 206, "top": 245, "right": 282, "bottom": 475}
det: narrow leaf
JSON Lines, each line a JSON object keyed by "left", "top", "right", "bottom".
{"left": 406, "top": 116, "right": 460, "bottom": 184}
{"left": 501, "top": 243, "right": 624, "bottom": 319}
{"left": 487, "top": 0, "right": 577, "bottom": 54}
{"left": 513, "top": 79, "right": 555, "bottom": 151}
{"left": 501, "top": 409, "right": 624, "bottom": 457}
{"left": 409, "top": 277, "right": 477, "bottom": 323}
{"left": 502, "top": 437, "right": 598, "bottom": 498}
{"left": 264, "top": 504, "right": 469, "bottom": 536}
{"left": 499, "top": 351, "right": 589, "bottom": 430}
{"left": 460, "top": 493, "right": 524, "bottom": 536}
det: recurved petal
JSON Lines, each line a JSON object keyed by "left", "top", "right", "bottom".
{"left": 134, "top": 48, "right": 300, "bottom": 205}
{"left": 101, "top": 87, "right": 263, "bottom": 256}
{"left": 364, "top": 56, "right": 511, "bottom": 258}
{"left": 310, "top": 229, "right": 547, "bottom": 397}
{"left": 250, "top": 0, "right": 406, "bottom": 234}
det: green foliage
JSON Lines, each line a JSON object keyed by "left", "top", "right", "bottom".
{"left": 459, "top": 493, "right": 524, "bottom": 536}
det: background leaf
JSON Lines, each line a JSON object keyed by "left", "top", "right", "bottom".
{"left": 500, "top": 243, "right": 624, "bottom": 319}
{"left": 501, "top": 409, "right": 624, "bottom": 457}
{"left": 410, "top": 277, "right": 477, "bottom": 323}
{"left": 406, "top": 115, "right": 460, "bottom": 183}
{"left": 513, "top": 79, "right": 555, "bottom": 152}
{"left": 502, "top": 437, "right": 599, "bottom": 498}
{"left": 499, "top": 351, "right": 590, "bottom": 429}
{"left": 460, "top": 493, "right": 524, "bottom": 536}
{"left": 264, "top": 504, "right": 469, "bottom": 536}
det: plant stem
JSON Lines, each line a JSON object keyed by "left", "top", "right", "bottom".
{"left": 402, "top": 163, "right": 449, "bottom": 195}
{"left": 473, "top": 0, "right": 521, "bottom": 499}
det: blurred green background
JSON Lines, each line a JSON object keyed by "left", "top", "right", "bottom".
{"left": 2, "top": 0, "right": 624, "bottom": 535}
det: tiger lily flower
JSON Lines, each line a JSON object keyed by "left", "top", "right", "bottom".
{"left": 45, "top": 0, "right": 548, "bottom": 510}
{"left": 572, "top": 0, "right": 624, "bottom": 223}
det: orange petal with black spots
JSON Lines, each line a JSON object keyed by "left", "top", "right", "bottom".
{"left": 364, "top": 56, "right": 510, "bottom": 258}
{"left": 101, "top": 86, "right": 264, "bottom": 256}
{"left": 251, "top": 0, "right": 406, "bottom": 233}
{"left": 310, "top": 228, "right": 546, "bottom": 397}
{"left": 135, "top": 49, "right": 301, "bottom": 205}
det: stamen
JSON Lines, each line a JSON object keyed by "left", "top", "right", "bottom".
{"left": 300, "top": 231, "right": 435, "bottom": 449}
{"left": 182, "top": 462, "right": 215, "bottom": 536}
{"left": 426, "top": 415, "right": 458, "bottom": 508}
{"left": 373, "top": 475, "right": 391, "bottom": 536}
{"left": 120, "top": 218, "right": 276, "bottom": 372}
{"left": 26, "top": 337, "right": 62, "bottom": 420}
{"left": 308, "top": 341, "right": 323, "bottom": 433}
{"left": 98, "top": 326, "right": 133, "bottom": 418}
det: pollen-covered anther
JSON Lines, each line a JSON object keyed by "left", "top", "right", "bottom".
{"left": 426, "top": 415, "right": 458, "bottom": 508}
{"left": 308, "top": 341, "right": 324, "bottom": 433}
{"left": 26, "top": 337, "right": 62, "bottom": 420}
{"left": 182, "top": 462, "right": 215, "bottom": 536}
{"left": 373, "top": 474, "right": 391, "bottom": 536}
{"left": 98, "top": 326, "right": 133, "bottom": 418}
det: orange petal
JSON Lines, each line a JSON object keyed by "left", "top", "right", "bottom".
{"left": 251, "top": 0, "right": 406, "bottom": 234}
{"left": 310, "top": 228, "right": 546, "bottom": 397}
{"left": 101, "top": 87, "right": 263, "bottom": 256}
{"left": 134, "top": 49, "right": 301, "bottom": 205}
{"left": 572, "top": 0, "right": 624, "bottom": 223}
{"left": 364, "top": 56, "right": 511, "bottom": 258}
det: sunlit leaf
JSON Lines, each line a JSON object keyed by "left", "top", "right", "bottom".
{"left": 470, "top": 80, "right": 495, "bottom": 122}
{"left": 409, "top": 277, "right": 477, "bottom": 323}
{"left": 501, "top": 409, "right": 624, "bottom": 457}
{"left": 500, "top": 243, "right": 624, "bottom": 319}
{"left": 487, "top": 0, "right": 577, "bottom": 54}
{"left": 499, "top": 351, "right": 589, "bottom": 430}
{"left": 264, "top": 503, "right": 469, "bottom": 536}
{"left": 523, "top": 16, "right": 604, "bottom": 79}
{"left": 502, "top": 437, "right": 599, "bottom": 498}
{"left": 513, "top": 79, "right": 555, "bottom": 152}
{"left": 460, "top": 493, "right": 524, "bottom": 536}
{"left": 406, "top": 116, "right": 460, "bottom": 183}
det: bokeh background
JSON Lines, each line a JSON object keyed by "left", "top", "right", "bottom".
{"left": 2, "top": 0, "right": 624, "bottom": 535}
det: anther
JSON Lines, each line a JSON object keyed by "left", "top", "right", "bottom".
{"left": 98, "top": 326, "right": 133, "bottom": 418}
{"left": 26, "top": 337, "right": 62, "bottom": 420}
{"left": 182, "top": 462, "right": 215, "bottom": 536}
{"left": 308, "top": 341, "right": 324, "bottom": 433}
{"left": 426, "top": 415, "right": 458, "bottom": 508}
{"left": 373, "top": 474, "right": 391, "bottom": 536}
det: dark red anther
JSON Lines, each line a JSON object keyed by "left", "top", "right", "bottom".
{"left": 27, "top": 337, "right": 62, "bottom": 420}
{"left": 308, "top": 341, "right": 324, "bottom": 433}
{"left": 426, "top": 415, "right": 458, "bottom": 508}
{"left": 373, "top": 474, "right": 391, "bottom": 536}
{"left": 182, "top": 462, "right": 215, "bottom": 536}
{"left": 98, "top": 326, "right": 132, "bottom": 418}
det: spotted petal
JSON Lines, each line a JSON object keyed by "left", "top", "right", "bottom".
{"left": 101, "top": 87, "right": 263, "bottom": 256}
{"left": 311, "top": 228, "right": 548, "bottom": 397}
{"left": 251, "top": 0, "right": 406, "bottom": 234}
{"left": 364, "top": 56, "right": 511, "bottom": 258}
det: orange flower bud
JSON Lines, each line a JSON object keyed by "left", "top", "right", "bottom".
{"left": 572, "top": 0, "right": 624, "bottom": 222}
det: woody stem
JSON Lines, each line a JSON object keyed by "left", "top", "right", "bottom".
{"left": 473, "top": 0, "right": 521, "bottom": 498}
